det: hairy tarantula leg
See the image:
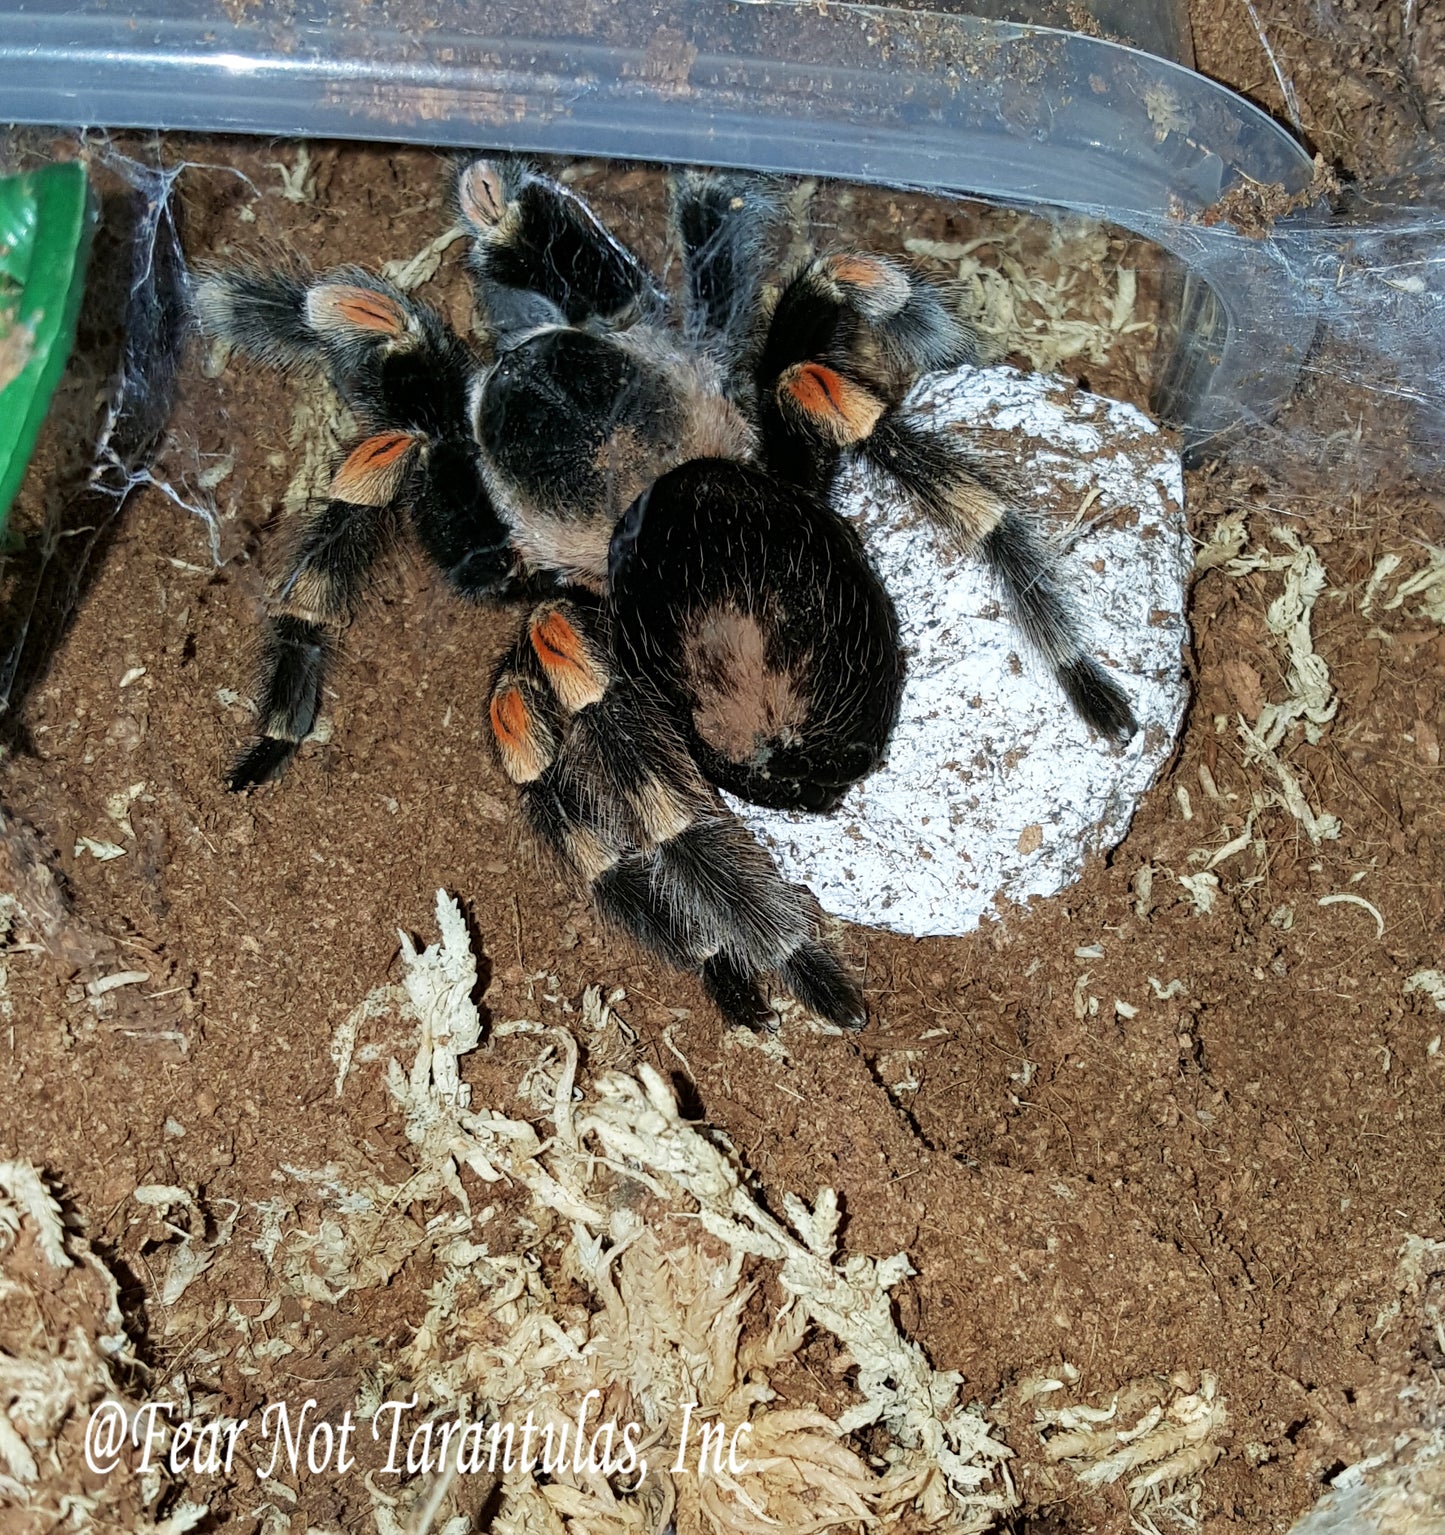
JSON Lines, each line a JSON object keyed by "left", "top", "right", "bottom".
{"left": 488, "top": 671, "right": 559, "bottom": 784}
{"left": 301, "top": 279, "right": 418, "bottom": 372}
{"left": 755, "top": 359, "right": 890, "bottom": 495}
{"left": 231, "top": 616, "right": 333, "bottom": 791}
{"left": 230, "top": 436, "right": 407, "bottom": 790}
{"left": 755, "top": 251, "right": 978, "bottom": 483}
{"left": 587, "top": 853, "right": 784, "bottom": 1028}
{"left": 410, "top": 437, "right": 517, "bottom": 603}
{"left": 199, "top": 265, "right": 485, "bottom": 437}
{"left": 207, "top": 258, "right": 520, "bottom": 607}
{"left": 865, "top": 413, "right": 1138, "bottom": 741}
{"left": 489, "top": 601, "right": 865, "bottom": 1030}
{"left": 671, "top": 172, "right": 774, "bottom": 360}
{"left": 196, "top": 266, "right": 417, "bottom": 376}
{"left": 700, "top": 953, "right": 777, "bottom": 1033}
{"left": 761, "top": 253, "right": 977, "bottom": 386}
{"left": 455, "top": 158, "right": 660, "bottom": 329}
{"left": 193, "top": 267, "right": 319, "bottom": 372}
{"left": 651, "top": 819, "right": 866, "bottom": 1030}
{"left": 777, "top": 362, "right": 888, "bottom": 447}
{"left": 328, "top": 430, "right": 417, "bottom": 504}
{"left": 813, "top": 251, "right": 979, "bottom": 378}
{"left": 780, "top": 941, "right": 866, "bottom": 1031}
{"left": 983, "top": 510, "right": 1139, "bottom": 739}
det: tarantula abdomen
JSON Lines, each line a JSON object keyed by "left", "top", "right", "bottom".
{"left": 608, "top": 457, "right": 903, "bottom": 813}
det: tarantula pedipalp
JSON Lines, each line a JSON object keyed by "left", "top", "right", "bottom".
{"left": 196, "top": 158, "right": 1136, "bottom": 1031}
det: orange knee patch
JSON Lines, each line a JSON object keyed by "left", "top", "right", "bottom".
{"left": 306, "top": 283, "right": 408, "bottom": 339}
{"left": 822, "top": 253, "right": 911, "bottom": 319}
{"left": 329, "top": 433, "right": 417, "bottom": 506}
{"left": 489, "top": 683, "right": 550, "bottom": 783}
{"left": 826, "top": 253, "right": 890, "bottom": 288}
{"left": 529, "top": 610, "right": 608, "bottom": 711}
{"left": 780, "top": 364, "right": 886, "bottom": 446}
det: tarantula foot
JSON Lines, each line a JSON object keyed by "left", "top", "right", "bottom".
{"left": 781, "top": 940, "right": 866, "bottom": 1030}
{"left": 228, "top": 735, "right": 299, "bottom": 792}
{"left": 1059, "top": 657, "right": 1139, "bottom": 742}
{"left": 702, "top": 955, "right": 779, "bottom": 1033}
{"left": 764, "top": 779, "right": 849, "bottom": 814}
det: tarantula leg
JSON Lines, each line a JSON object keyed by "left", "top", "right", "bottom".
{"left": 230, "top": 616, "right": 333, "bottom": 791}
{"left": 777, "top": 362, "right": 887, "bottom": 448}
{"left": 204, "top": 256, "right": 520, "bottom": 609}
{"left": 779, "top": 941, "right": 866, "bottom": 1031}
{"left": 865, "top": 412, "right": 1138, "bottom": 741}
{"left": 196, "top": 266, "right": 417, "bottom": 377}
{"left": 199, "top": 264, "right": 482, "bottom": 438}
{"left": 489, "top": 671, "right": 558, "bottom": 784}
{"left": 763, "top": 252, "right": 977, "bottom": 389}
{"left": 655, "top": 819, "right": 865, "bottom": 1029}
{"left": 699, "top": 953, "right": 777, "bottom": 1033}
{"left": 754, "top": 251, "right": 978, "bottom": 485}
{"left": 488, "top": 600, "right": 866, "bottom": 1030}
{"left": 455, "top": 158, "right": 660, "bottom": 329}
{"left": 410, "top": 437, "right": 518, "bottom": 602}
{"left": 671, "top": 172, "right": 774, "bottom": 360}
{"left": 229, "top": 472, "right": 399, "bottom": 790}
{"left": 814, "top": 251, "right": 978, "bottom": 378}
{"left": 304, "top": 279, "right": 521, "bottom": 604}
{"left": 193, "top": 267, "right": 319, "bottom": 372}
{"left": 306, "top": 280, "right": 409, "bottom": 337}
{"left": 329, "top": 431, "right": 418, "bottom": 505}
{"left": 982, "top": 508, "right": 1138, "bottom": 739}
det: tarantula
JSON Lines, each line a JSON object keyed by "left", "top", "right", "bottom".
{"left": 196, "top": 159, "right": 1135, "bottom": 1031}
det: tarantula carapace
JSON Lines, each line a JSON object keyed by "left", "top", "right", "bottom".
{"left": 197, "top": 159, "right": 1136, "bottom": 1032}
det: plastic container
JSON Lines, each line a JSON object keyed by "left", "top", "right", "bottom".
{"left": 0, "top": 0, "right": 1317, "bottom": 446}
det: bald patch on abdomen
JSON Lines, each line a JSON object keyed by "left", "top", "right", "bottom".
{"left": 683, "top": 604, "right": 811, "bottom": 767}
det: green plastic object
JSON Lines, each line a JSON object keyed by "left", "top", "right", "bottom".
{"left": 0, "top": 161, "right": 95, "bottom": 532}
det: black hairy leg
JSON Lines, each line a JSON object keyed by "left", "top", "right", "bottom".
{"left": 455, "top": 158, "right": 662, "bottom": 334}
{"left": 487, "top": 597, "right": 865, "bottom": 1031}
{"left": 671, "top": 171, "right": 775, "bottom": 395}
{"left": 195, "top": 265, "right": 516, "bottom": 786}
{"left": 864, "top": 413, "right": 1138, "bottom": 741}
{"left": 742, "top": 249, "right": 1136, "bottom": 741}
{"left": 755, "top": 250, "right": 978, "bottom": 490}
{"left": 227, "top": 455, "right": 397, "bottom": 789}
{"left": 231, "top": 615, "right": 332, "bottom": 790}
{"left": 608, "top": 458, "right": 902, "bottom": 812}
{"left": 198, "top": 264, "right": 513, "bottom": 602}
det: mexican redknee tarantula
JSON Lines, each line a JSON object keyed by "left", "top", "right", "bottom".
{"left": 196, "top": 159, "right": 1135, "bottom": 1032}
